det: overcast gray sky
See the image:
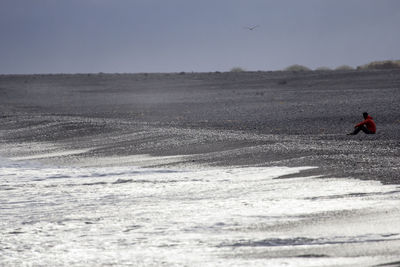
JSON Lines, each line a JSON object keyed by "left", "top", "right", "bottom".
{"left": 1, "top": 0, "right": 399, "bottom": 74}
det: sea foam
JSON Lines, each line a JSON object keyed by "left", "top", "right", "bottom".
{"left": 1, "top": 158, "right": 400, "bottom": 266}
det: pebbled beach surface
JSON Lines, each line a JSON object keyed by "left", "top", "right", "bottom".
{"left": 1, "top": 69, "right": 399, "bottom": 183}
{"left": 1, "top": 69, "right": 400, "bottom": 266}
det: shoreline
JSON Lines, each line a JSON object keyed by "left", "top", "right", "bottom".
{"left": 2, "top": 70, "right": 400, "bottom": 266}
{"left": 2, "top": 154, "right": 400, "bottom": 266}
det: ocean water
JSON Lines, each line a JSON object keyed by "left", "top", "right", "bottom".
{"left": 1, "top": 157, "right": 400, "bottom": 266}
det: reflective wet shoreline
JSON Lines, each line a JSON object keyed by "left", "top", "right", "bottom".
{"left": 1, "top": 159, "right": 400, "bottom": 266}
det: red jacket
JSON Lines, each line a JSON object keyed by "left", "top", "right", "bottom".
{"left": 355, "top": 115, "right": 376, "bottom": 133}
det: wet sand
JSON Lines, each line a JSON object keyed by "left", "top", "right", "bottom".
{"left": 0, "top": 69, "right": 400, "bottom": 183}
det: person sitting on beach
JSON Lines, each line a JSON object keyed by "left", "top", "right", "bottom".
{"left": 347, "top": 112, "right": 376, "bottom": 135}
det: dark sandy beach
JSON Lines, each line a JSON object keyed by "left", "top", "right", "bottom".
{"left": 1, "top": 69, "right": 400, "bottom": 183}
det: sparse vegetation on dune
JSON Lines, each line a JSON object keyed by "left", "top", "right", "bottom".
{"left": 230, "top": 67, "right": 246, "bottom": 72}
{"left": 357, "top": 60, "right": 400, "bottom": 70}
{"left": 228, "top": 60, "right": 399, "bottom": 74}
{"left": 284, "top": 64, "right": 311, "bottom": 72}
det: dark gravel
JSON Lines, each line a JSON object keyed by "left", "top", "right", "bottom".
{"left": 0, "top": 70, "right": 399, "bottom": 183}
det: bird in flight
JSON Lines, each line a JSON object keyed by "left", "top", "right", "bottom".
{"left": 244, "top": 25, "right": 260, "bottom": 31}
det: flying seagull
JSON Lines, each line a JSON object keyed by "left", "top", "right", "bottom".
{"left": 244, "top": 25, "right": 260, "bottom": 31}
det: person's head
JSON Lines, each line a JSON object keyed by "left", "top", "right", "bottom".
{"left": 363, "top": 112, "right": 368, "bottom": 119}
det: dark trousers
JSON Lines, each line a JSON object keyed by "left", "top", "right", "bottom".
{"left": 351, "top": 125, "right": 375, "bottom": 135}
